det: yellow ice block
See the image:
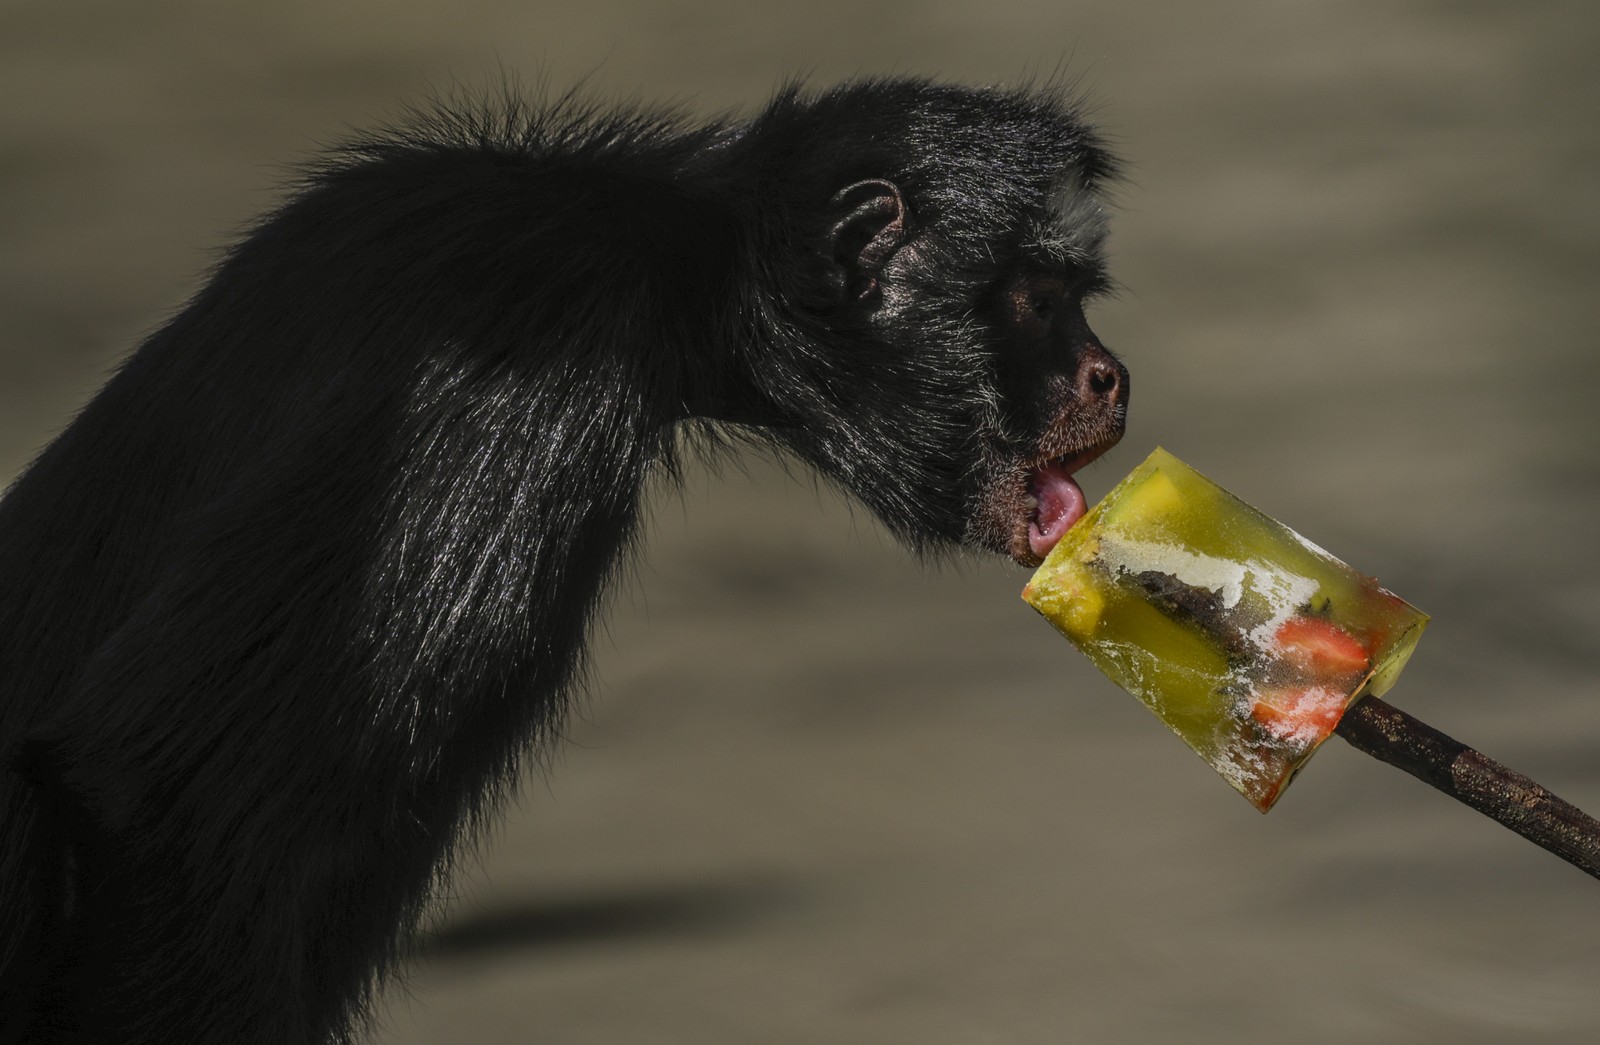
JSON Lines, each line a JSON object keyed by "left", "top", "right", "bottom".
{"left": 1023, "top": 448, "right": 1429, "bottom": 812}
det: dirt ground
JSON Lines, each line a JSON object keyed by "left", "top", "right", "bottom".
{"left": 3, "top": 1, "right": 1598, "bottom": 1042}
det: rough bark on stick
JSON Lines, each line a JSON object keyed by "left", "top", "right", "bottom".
{"left": 1335, "top": 696, "right": 1600, "bottom": 881}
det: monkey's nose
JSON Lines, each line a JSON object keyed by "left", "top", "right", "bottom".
{"left": 1076, "top": 344, "right": 1126, "bottom": 404}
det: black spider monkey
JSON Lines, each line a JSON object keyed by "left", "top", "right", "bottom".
{"left": 0, "top": 77, "right": 1127, "bottom": 1043}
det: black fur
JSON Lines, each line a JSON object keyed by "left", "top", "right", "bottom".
{"left": 0, "top": 78, "right": 1126, "bottom": 1042}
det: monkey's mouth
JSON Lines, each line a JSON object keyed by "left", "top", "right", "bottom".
{"left": 1016, "top": 439, "right": 1119, "bottom": 566}
{"left": 1026, "top": 461, "right": 1088, "bottom": 560}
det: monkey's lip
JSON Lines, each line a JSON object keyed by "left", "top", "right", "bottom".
{"left": 1018, "top": 441, "right": 1118, "bottom": 565}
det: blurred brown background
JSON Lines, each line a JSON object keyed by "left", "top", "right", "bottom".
{"left": 3, "top": 1, "right": 1598, "bottom": 1042}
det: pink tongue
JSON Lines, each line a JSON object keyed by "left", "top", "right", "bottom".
{"left": 1028, "top": 463, "right": 1087, "bottom": 559}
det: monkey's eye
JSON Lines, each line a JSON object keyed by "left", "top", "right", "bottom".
{"left": 1006, "top": 276, "right": 1068, "bottom": 329}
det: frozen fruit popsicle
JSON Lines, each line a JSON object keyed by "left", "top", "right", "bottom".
{"left": 1023, "top": 447, "right": 1427, "bottom": 812}
{"left": 1020, "top": 446, "right": 1600, "bottom": 880}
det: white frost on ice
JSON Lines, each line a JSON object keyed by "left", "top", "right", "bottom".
{"left": 1098, "top": 536, "right": 1320, "bottom": 632}
{"left": 1289, "top": 527, "right": 1345, "bottom": 566}
{"left": 1097, "top": 534, "right": 1322, "bottom": 658}
{"left": 1097, "top": 537, "right": 1249, "bottom": 609}
{"left": 1241, "top": 563, "right": 1321, "bottom": 652}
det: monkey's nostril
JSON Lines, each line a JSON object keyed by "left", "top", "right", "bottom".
{"left": 1086, "top": 359, "right": 1120, "bottom": 397}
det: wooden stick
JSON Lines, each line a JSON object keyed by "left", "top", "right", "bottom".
{"left": 1334, "top": 696, "right": 1600, "bottom": 881}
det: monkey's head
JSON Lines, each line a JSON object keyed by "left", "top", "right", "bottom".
{"left": 726, "top": 79, "right": 1127, "bottom": 567}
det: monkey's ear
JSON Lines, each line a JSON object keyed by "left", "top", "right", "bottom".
{"left": 828, "top": 179, "right": 908, "bottom": 301}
